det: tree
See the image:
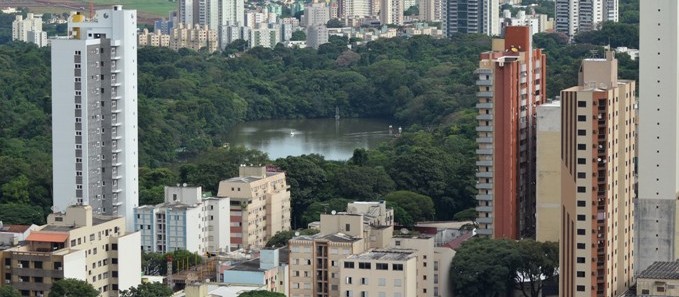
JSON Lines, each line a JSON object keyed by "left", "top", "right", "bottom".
{"left": 330, "top": 166, "right": 395, "bottom": 201}
{"left": 238, "top": 290, "right": 286, "bottom": 297}
{"left": 48, "top": 278, "right": 99, "bottom": 297}
{"left": 290, "top": 30, "right": 306, "bottom": 41}
{"left": 404, "top": 5, "right": 419, "bottom": 16}
{"left": 453, "top": 208, "right": 477, "bottom": 221}
{"left": 120, "top": 282, "right": 173, "bottom": 297}
{"left": 326, "top": 18, "right": 344, "bottom": 28}
{"left": 0, "top": 286, "right": 20, "bottom": 297}
{"left": 265, "top": 229, "right": 319, "bottom": 247}
{"left": 384, "top": 191, "right": 435, "bottom": 222}
{"left": 451, "top": 238, "right": 559, "bottom": 297}
{"left": 0, "top": 203, "right": 45, "bottom": 225}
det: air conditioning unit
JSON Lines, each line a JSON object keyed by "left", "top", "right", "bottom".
{"left": 17, "top": 264, "right": 22, "bottom": 268}
{"left": 58, "top": 267, "right": 63, "bottom": 270}
{"left": 18, "top": 278, "right": 23, "bottom": 282}
{"left": 4, "top": 280, "right": 10, "bottom": 284}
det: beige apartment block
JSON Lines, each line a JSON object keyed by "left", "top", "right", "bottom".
{"left": 0, "top": 205, "right": 141, "bottom": 297}
{"left": 217, "top": 165, "right": 291, "bottom": 249}
{"left": 339, "top": 249, "right": 418, "bottom": 297}
{"left": 168, "top": 23, "right": 219, "bottom": 52}
{"left": 559, "top": 51, "right": 636, "bottom": 297}
{"left": 288, "top": 233, "right": 366, "bottom": 297}
{"left": 536, "top": 101, "right": 562, "bottom": 243}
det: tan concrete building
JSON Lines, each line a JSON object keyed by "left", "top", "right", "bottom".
{"left": 559, "top": 51, "right": 636, "bottom": 297}
{"left": 536, "top": 100, "right": 562, "bottom": 243}
{"left": 391, "top": 236, "right": 433, "bottom": 297}
{"left": 217, "top": 165, "right": 291, "bottom": 249}
{"left": 339, "top": 249, "right": 418, "bottom": 297}
{"left": 0, "top": 205, "right": 141, "bottom": 297}
{"left": 137, "top": 28, "right": 170, "bottom": 47}
{"left": 166, "top": 23, "right": 219, "bottom": 52}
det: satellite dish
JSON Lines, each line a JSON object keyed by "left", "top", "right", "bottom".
{"left": 400, "top": 228, "right": 409, "bottom": 235}
{"left": 294, "top": 231, "right": 300, "bottom": 237}
{"left": 331, "top": 210, "right": 337, "bottom": 215}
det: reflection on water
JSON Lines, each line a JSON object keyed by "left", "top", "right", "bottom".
{"left": 226, "top": 118, "right": 394, "bottom": 160}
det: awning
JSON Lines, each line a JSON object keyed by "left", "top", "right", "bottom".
{"left": 26, "top": 232, "right": 69, "bottom": 243}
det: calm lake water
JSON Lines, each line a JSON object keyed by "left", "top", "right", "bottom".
{"left": 226, "top": 118, "right": 396, "bottom": 160}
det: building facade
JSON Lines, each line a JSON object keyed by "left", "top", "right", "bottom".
{"left": 379, "top": 0, "right": 404, "bottom": 25}
{"left": 339, "top": 249, "right": 418, "bottom": 297}
{"left": 306, "top": 25, "right": 329, "bottom": 49}
{"left": 134, "top": 186, "right": 230, "bottom": 254}
{"left": 635, "top": 0, "right": 679, "bottom": 275}
{"left": 51, "top": 6, "right": 139, "bottom": 231}
{"left": 0, "top": 205, "right": 141, "bottom": 297}
{"left": 168, "top": 23, "right": 219, "bottom": 52}
{"left": 302, "top": 2, "right": 330, "bottom": 27}
{"left": 559, "top": 52, "right": 635, "bottom": 297}
{"left": 442, "top": 0, "right": 500, "bottom": 37}
{"left": 535, "top": 101, "right": 561, "bottom": 243}
{"left": 12, "top": 13, "right": 47, "bottom": 47}
{"left": 474, "top": 26, "right": 547, "bottom": 239}
{"left": 555, "top": 0, "right": 618, "bottom": 37}
{"left": 217, "top": 166, "right": 291, "bottom": 249}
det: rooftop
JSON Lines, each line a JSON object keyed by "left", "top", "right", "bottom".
{"left": 0, "top": 225, "right": 32, "bottom": 234}
{"left": 292, "top": 232, "right": 361, "bottom": 243}
{"left": 637, "top": 261, "right": 679, "bottom": 280}
{"left": 347, "top": 249, "right": 416, "bottom": 261}
{"left": 222, "top": 172, "right": 280, "bottom": 184}
{"left": 226, "top": 259, "right": 263, "bottom": 272}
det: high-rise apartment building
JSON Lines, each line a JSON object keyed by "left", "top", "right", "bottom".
{"left": 555, "top": 0, "right": 618, "bottom": 37}
{"left": 419, "top": 0, "right": 440, "bottom": 22}
{"left": 535, "top": 101, "right": 561, "bottom": 243}
{"left": 134, "top": 186, "right": 230, "bottom": 254}
{"left": 301, "top": 2, "right": 330, "bottom": 27}
{"left": 559, "top": 51, "right": 635, "bottom": 297}
{"left": 474, "top": 26, "right": 546, "bottom": 239}
{"left": 217, "top": 166, "right": 291, "bottom": 249}
{"left": 0, "top": 205, "right": 141, "bottom": 297}
{"left": 51, "top": 6, "right": 139, "bottom": 231}
{"left": 442, "top": 0, "right": 500, "bottom": 37}
{"left": 636, "top": 0, "right": 679, "bottom": 274}
{"left": 379, "top": 0, "right": 404, "bottom": 25}
{"left": 12, "top": 13, "right": 47, "bottom": 47}
{"left": 307, "top": 25, "right": 329, "bottom": 49}
{"left": 219, "top": 0, "right": 245, "bottom": 26}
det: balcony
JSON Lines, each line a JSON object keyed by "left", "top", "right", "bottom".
{"left": 474, "top": 68, "right": 492, "bottom": 75}
{"left": 476, "top": 149, "right": 493, "bottom": 155}
{"left": 476, "top": 160, "right": 493, "bottom": 167}
{"left": 476, "top": 206, "right": 493, "bottom": 213}
{"left": 477, "top": 91, "right": 494, "bottom": 98}
{"left": 476, "top": 228, "right": 493, "bottom": 235}
{"left": 476, "top": 80, "right": 493, "bottom": 86}
{"left": 476, "top": 194, "right": 493, "bottom": 201}
{"left": 476, "top": 171, "right": 492, "bottom": 178}
{"left": 477, "top": 114, "right": 493, "bottom": 121}
{"left": 476, "top": 137, "right": 492, "bottom": 143}
{"left": 476, "top": 126, "right": 493, "bottom": 132}
{"left": 477, "top": 183, "right": 492, "bottom": 190}
{"left": 476, "top": 102, "right": 493, "bottom": 109}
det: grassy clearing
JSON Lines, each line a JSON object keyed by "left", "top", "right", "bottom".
{"left": 75, "top": 0, "right": 176, "bottom": 17}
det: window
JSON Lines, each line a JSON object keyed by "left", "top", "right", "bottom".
{"left": 658, "top": 287, "right": 666, "bottom": 292}
{"left": 577, "top": 243, "right": 586, "bottom": 249}
{"left": 577, "top": 215, "right": 586, "bottom": 221}
{"left": 345, "top": 291, "right": 353, "bottom": 297}
{"left": 577, "top": 187, "right": 586, "bottom": 193}
{"left": 577, "top": 271, "right": 585, "bottom": 277}
{"left": 361, "top": 292, "right": 367, "bottom": 297}
{"left": 392, "top": 264, "right": 403, "bottom": 271}
{"left": 578, "top": 144, "right": 586, "bottom": 150}
{"left": 112, "top": 244, "right": 118, "bottom": 250}
{"left": 577, "top": 172, "right": 586, "bottom": 179}
{"left": 578, "top": 101, "right": 587, "bottom": 107}
{"left": 346, "top": 277, "right": 352, "bottom": 284}
{"left": 577, "top": 200, "right": 586, "bottom": 207}
{"left": 578, "top": 115, "right": 587, "bottom": 122}
{"left": 112, "top": 258, "right": 117, "bottom": 264}
{"left": 578, "top": 129, "right": 587, "bottom": 136}
{"left": 577, "top": 257, "right": 585, "bottom": 264}
{"left": 344, "top": 262, "right": 355, "bottom": 269}
{"left": 358, "top": 262, "right": 371, "bottom": 269}
{"left": 34, "top": 261, "right": 43, "bottom": 269}
{"left": 361, "top": 278, "right": 368, "bottom": 285}
{"left": 577, "top": 285, "right": 585, "bottom": 291}
{"left": 577, "top": 158, "right": 586, "bottom": 164}
{"left": 376, "top": 263, "right": 388, "bottom": 270}
{"left": 346, "top": 224, "right": 351, "bottom": 232}
{"left": 395, "top": 240, "right": 401, "bottom": 246}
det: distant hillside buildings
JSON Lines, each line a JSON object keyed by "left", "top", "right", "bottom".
{"left": 11, "top": 13, "right": 47, "bottom": 47}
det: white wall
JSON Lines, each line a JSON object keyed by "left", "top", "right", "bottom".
{"left": 117, "top": 232, "right": 142, "bottom": 291}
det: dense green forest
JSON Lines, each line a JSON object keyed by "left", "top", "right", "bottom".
{"left": 0, "top": 3, "right": 639, "bottom": 227}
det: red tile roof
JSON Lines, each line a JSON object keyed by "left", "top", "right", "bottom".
{"left": 26, "top": 232, "right": 69, "bottom": 243}
{"left": 442, "top": 232, "right": 474, "bottom": 250}
{"left": 0, "top": 225, "right": 32, "bottom": 234}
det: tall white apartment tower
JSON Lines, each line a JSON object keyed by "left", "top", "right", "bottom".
{"left": 636, "top": 0, "right": 679, "bottom": 274}
{"left": 51, "top": 6, "right": 139, "bottom": 231}
{"left": 220, "top": 0, "right": 245, "bottom": 26}
{"left": 555, "top": 0, "right": 618, "bottom": 37}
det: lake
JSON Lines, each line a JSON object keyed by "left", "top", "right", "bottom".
{"left": 225, "top": 118, "right": 398, "bottom": 160}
